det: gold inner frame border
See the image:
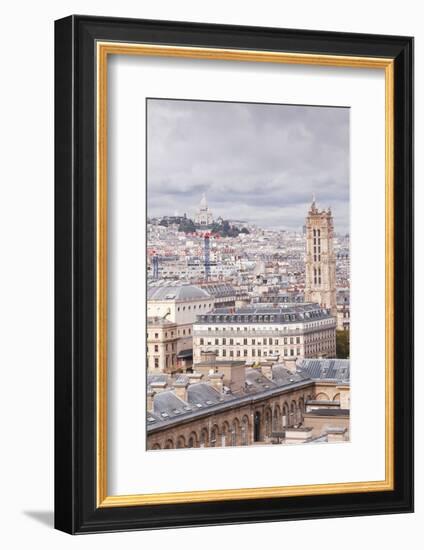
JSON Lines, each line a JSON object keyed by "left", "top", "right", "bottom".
{"left": 96, "top": 42, "right": 394, "bottom": 508}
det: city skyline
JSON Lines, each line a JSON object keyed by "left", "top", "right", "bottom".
{"left": 147, "top": 99, "right": 350, "bottom": 233}
{"left": 146, "top": 98, "right": 350, "bottom": 451}
{"left": 149, "top": 193, "right": 350, "bottom": 237}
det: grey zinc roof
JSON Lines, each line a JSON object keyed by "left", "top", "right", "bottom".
{"left": 199, "top": 283, "right": 236, "bottom": 297}
{"left": 147, "top": 317, "right": 176, "bottom": 327}
{"left": 147, "top": 283, "right": 210, "bottom": 301}
{"left": 272, "top": 364, "right": 309, "bottom": 384}
{"left": 298, "top": 359, "right": 350, "bottom": 382}
{"left": 148, "top": 374, "right": 314, "bottom": 433}
{"left": 152, "top": 391, "right": 191, "bottom": 419}
{"left": 146, "top": 411, "right": 161, "bottom": 425}
{"left": 147, "top": 374, "right": 169, "bottom": 386}
{"left": 187, "top": 383, "right": 225, "bottom": 406}
{"left": 244, "top": 368, "right": 278, "bottom": 392}
{"left": 195, "top": 302, "right": 333, "bottom": 325}
{"left": 174, "top": 374, "right": 190, "bottom": 386}
{"left": 304, "top": 408, "right": 350, "bottom": 417}
{"left": 148, "top": 358, "right": 349, "bottom": 433}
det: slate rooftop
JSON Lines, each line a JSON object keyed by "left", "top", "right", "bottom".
{"left": 147, "top": 359, "right": 350, "bottom": 432}
{"left": 297, "top": 358, "right": 350, "bottom": 383}
{"left": 195, "top": 303, "right": 334, "bottom": 325}
{"left": 148, "top": 282, "right": 210, "bottom": 301}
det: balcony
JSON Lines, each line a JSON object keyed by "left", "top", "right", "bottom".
{"left": 193, "top": 326, "right": 334, "bottom": 338}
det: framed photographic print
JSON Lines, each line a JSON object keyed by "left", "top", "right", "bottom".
{"left": 54, "top": 15, "right": 414, "bottom": 534}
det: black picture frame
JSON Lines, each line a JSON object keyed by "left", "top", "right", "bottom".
{"left": 55, "top": 15, "right": 414, "bottom": 534}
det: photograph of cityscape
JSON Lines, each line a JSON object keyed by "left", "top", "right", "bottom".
{"left": 146, "top": 98, "right": 350, "bottom": 450}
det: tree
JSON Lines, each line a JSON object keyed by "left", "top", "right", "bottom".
{"left": 336, "top": 330, "right": 350, "bottom": 358}
{"left": 210, "top": 222, "right": 222, "bottom": 234}
{"left": 222, "top": 220, "right": 231, "bottom": 234}
{"left": 178, "top": 218, "right": 196, "bottom": 233}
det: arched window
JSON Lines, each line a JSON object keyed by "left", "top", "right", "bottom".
{"left": 210, "top": 425, "right": 219, "bottom": 447}
{"left": 290, "top": 401, "right": 297, "bottom": 426}
{"left": 241, "top": 416, "right": 249, "bottom": 445}
{"left": 254, "top": 412, "right": 261, "bottom": 442}
{"left": 200, "top": 428, "right": 208, "bottom": 448}
{"left": 315, "top": 392, "right": 330, "bottom": 401}
{"left": 282, "top": 402, "right": 289, "bottom": 427}
{"left": 273, "top": 405, "right": 281, "bottom": 432}
{"left": 264, "top": 408, "right": 272, "bottom": 437}
{"left": 188, "top": 432, "right": 198, "bottom": 448}
{"left": 165, "top": 439, "right": 174, "bottom": 449}
{"left": 232, "top": 418, "right": 240, "bottom": 446}
{"left": 176, "top": 435, "right": 186, "bottom": 449}
{"left": 298, "top": 398, "right": 305, "bottom": 423}
{"left": 151, "top": 443, "right": 161, "bottom": 450}
{"left": 221, "top": 422, "right": 230, "bottom": 447}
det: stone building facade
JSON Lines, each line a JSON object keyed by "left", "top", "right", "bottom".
{"left": 192, "top": 303, "right": 336, "bottom": 364}
{"left": 147, "top": 358, "right": 350, "bottom": 450}
{"left": 147, "top": 283, "right": 214, "bottom": 373}
{"left": 147, "top": 282, "right": 250, "bottom": 373}
{"left": 147, "top": 317, "right": 178, "bottom": 373}
{"left": 147, "top": 384, "right": 312, "bottom": 449}
{"left": 304, "top": 198, "right": 337, "bottom": 316}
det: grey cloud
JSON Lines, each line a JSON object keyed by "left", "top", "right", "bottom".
{"left": 147, "top": 99, "right": 349, "bottom": 233}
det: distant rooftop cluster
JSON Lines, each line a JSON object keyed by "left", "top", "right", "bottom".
{"left": 145, "top": 198, "right": 350, "bottom": 449}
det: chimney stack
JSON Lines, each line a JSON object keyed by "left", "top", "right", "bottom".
{"left": 173, "top": 380, "right": 189, "bottom": 402}
{"left": 284, "top": 357, "right": 298, "bottom": 373}
{"left": 187, "top": 371, "right": 203, "bottom": 385}
{"left": 208, "top": 372, "right": 224, "bottom": 393}
{"left": 260, "top": 362, "right": 273, "bottom": 380}
{"left": 147, "top": 389, "right": 155, "bottom": 412}
{"left": 150, "top": 381, "right": 167, "bottom": 394}
{"left": 337, "top": 385, "right": 350, "bottom": 409}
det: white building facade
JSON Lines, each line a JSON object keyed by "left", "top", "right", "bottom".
{"left": 194, "top": 193, "right": 213, "bottom": 226}
{"left": 193, "top": 304, "right": 336, "bottom": 364}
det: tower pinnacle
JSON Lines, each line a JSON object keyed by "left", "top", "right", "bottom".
{"left": 304, "top": 199, "right": 337, "bottom": 316}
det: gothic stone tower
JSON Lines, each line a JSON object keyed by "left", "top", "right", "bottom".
{"left": 304, "top": 198, "right": 337, "bottom": 316}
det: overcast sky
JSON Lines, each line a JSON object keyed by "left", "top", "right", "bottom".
{"left": 147, "top": 99, "right": 349, "bottom": 233}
